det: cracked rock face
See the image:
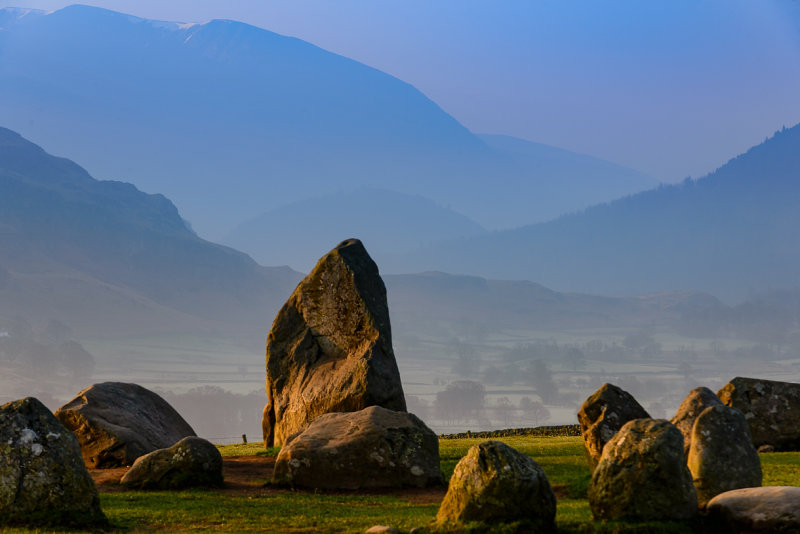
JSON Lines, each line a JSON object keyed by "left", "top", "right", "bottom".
{"left": 577, "top": 383, "right": 650, "bottom": 472}
{"left": 0, "top": 397, "right": 106, "bottom": 527}
{"left": 272, "top": 405, "right": 442, "bottom": 489}
{"left": 436, "top": 440, "right": 556, "bottom": 530}
{"left": 262, "top": 239, "right": 406, "bottom": 447}
{"left": 718, "top": 376, "right": 800, "bottom": 451}
{"left": 121, "top": 436, "right": 223, "bottom": 490}
{"left": 55, "top": 382, "right": 196, "bottom": 468}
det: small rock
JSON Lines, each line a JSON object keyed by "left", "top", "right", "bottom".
{"left": 671, "top": 386, "right": 724, "bottom": 456}
{"left": 120, "top": 436, "right": 223, "bottom": 489}
{"left": 706, "top": 486, "right": 800, "bottom": 533}
{"left": 757, "top": 444, "right": 775, "bottom": 453}
{"left": 687, "top": 405, "right": 762, "bottom": 507}
{"left": 436, "top": 440, "right": 556, "bottom": 531}
{"left": 55, "top": 382, "right": 196, "bottom": 467}
{"left": 365, "top": 526, "right": 399, "bottom": 534}
{"left": 0, "top": 397, "right": 106, "bottom": 527}
{"left": 262, "top": 239, "right": 406, "bottom": 447}
{"left": 718, "top": 376, "right": 800, "bottom": 451}
{"left": 589, "top": 419, "right": 697, "bottom": 521}
{"left": 577, "top": 383, "right": 650, "bottom": 472}
{"left": 272, "top": 405, "right": 442, "bottom": 489}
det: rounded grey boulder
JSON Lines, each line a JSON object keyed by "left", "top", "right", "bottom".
{"left": 706, "top": 486, "right": 800, "bottom": 533}
{"left": 687, "top": 404, "right": 761, "bottom": 507}
{"left": 436, "top": 440, "right": 556, "bottom": 531}
{"left": 671, "top": 386, "right": 724, "bottom": 457}
{"left": 0, "top": 397, "right": 106, "bottom": 527}
{"left": 272, "top": 405, "right": 442, "bottom": 490}
{"left": 589, "top": 418, "right": 697, "bottom": 521}
{"left": 55, "top": 381, "right": 196, "bottom": 467}
{"left": 577, "top": 383, "right": 650, "bottom": 472}
{"left": 121, "top": 436, "right": 223, "bottom": 489}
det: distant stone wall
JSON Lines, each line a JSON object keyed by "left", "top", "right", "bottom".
{"left": 439, "top": 424, "right": 580, "bottom": 440}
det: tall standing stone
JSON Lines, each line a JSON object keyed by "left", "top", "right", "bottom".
{"left": 577, "top": 383, "right": 650, "bottom": 472}
{"left": 671, "top": 386, "right": 724, "bottom": 457}
{"left": 262, "top": 239, "right": 406, "bottom": 447}
{"left": 0, "top": 397, "right": 106, "bottom": 527}
{"left": 687, "top": 405, "right": 762, "bottom": 507}
{"left": 717, "top": 377, "right": 800, "bottom": 450}
{"left": 588, "top": 419, "right": 697, "bottom": 522}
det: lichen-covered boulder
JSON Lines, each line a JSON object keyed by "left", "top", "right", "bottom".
{"left": 120, "top": 436, "right": 223, "bottom": 489}
{"left": 671, "top": 386, "right": 724, "bottom": 457}
{"left": 55, "top": 382, "right": 196, "bottom": 468}
{"left": 577, "top": 383, "right": 650, "bottom": 472}
{"left": 436, "top": 441, "right": 556, "bottom": 531}
{"left": 0, "top": 397, "right": 106, "bottom": 527}
{"left": 272, "top": 405, "right": 442, "bottom": 489}
{"left": 687, "top": 405, "right": 762, "bottom": 507}
{"left": 589, "top": 419, "right": 697, "bottom": 521}
{"left": 717, "top": 377, "right": 800, "bottom": 451}
{"left": 706, "top": 486, "right": 800, "bottom": 533}
{"left": 262, "top": 239, "right": 406, "bottom": 447}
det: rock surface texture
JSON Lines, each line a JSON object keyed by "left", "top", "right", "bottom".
{"left": 588, "top": 418, "right": 697, "bottom": 522}
{"left": 120, "top": 436, "right": 223, "bottom": 489}
{"left": 55, "top": 382, "right": 196, "bottom": 468}
{"left": 436, "top": 440, "right": 556, "bottom": 531}
{"left": 272, "top": 405, "right": 442, "bottom": 489}
{"left": 706, "top": 486, "right": 800, "bottom": 533}
{"left": 671, "top": 386, "right": 724, "bottom": 457}
{"left": 687, "top": 405, "right": 762, "bottom": 507}
{"left": 717, "top": 376, "right": 800, "bottom": 450}
{"left": 262, "top": 239, "right": 406, "bottom": 447}
{"left": 577, "top": 383, "right": 650, "bottom": 472}
{"left": 0, "top": 397, "right": 106, "bottom": 527}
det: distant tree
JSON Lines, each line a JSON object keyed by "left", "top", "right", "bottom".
{"left": 435, "top": 380, "right": 486, "bottom": 424}
{"left": 494, "top": 397, "right": 515, "bottom": 427}
{"left": 519, "top": 396, "right": 550, "bottom": 426}
{"left": 529, "top": 359, "right": 559, "bottom": 404}
{"left": 451, "top": 338, "right": 480, "bottom": 378}
{"left": 564, "top": 347, "right": 586, "bottom": 371}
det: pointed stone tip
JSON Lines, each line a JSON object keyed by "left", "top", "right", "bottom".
{"left": 334, "top": 238, "right": 363, "bottom": 250}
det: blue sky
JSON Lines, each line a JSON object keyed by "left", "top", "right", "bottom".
{"left": 6, "top": 0, "right": 800, "bottom": 182}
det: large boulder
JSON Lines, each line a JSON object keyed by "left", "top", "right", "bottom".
{"left": 0, "top": 397, "right": 106, "bottom": 527}
{"left": 687, "top": 405, "right": 762, "bottom": 507}
{"left": 55, "top": 382, "right": 196, "bottom": 468}
{"left": 577, "top": 383, "right": 650, "bottom": 472}
{"left": 671, "top": 386, "right": 724, "bottom": 457}
{"left": 717, "top": 377, "right": 800, "bottom": 450}
{"left": 588, "top": 418, "right": 697, "bottom": 522}
{"left": 272, "top": 405, "right": 442, "bottom": 490}
{"left": 436, "top": 441, "right": 555, "bottom": 531}
{"left": 121, "top": 436, "right": 223, "bottom": 490}
{"left": 706, "top": 486, "right": 800, "bottom": 533}
{"left": 262, "top": 239, "right": 406, "bottom": 447}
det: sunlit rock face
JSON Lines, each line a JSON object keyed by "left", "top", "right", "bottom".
{"left": 272, "top": 405, "right": 442, "bottom": 489}
{"left": 671, "top": 386, "right": 724, "bottom": 457}
{"left": 262, "top": 239, "right": 406, "bottom": 447}
{"left": 718, "top": 376, "right": 800, "bottom": 451}
{"left": 55, "top": 382, "right": 196, "bottom": 468}
{"left": 687, "top": 404, "right": 762, "bottom": 508}
{"left": 588, "top": 418, "right": 697, "bottom": 522}
{"left": 436, "top": 440, "right": 556, "bottom": 530}
{"left": 0, "top": 397, "right": 106, "bottom": 527}
{"left": 706, "top": 486, "right": 800, "bottom": 533}
{"left": 577, "top": 383, "right": 650, "bottom": 472}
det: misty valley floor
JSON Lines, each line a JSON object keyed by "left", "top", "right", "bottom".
{"left": 8, "top": 437, "right": 800, "bottom": 533}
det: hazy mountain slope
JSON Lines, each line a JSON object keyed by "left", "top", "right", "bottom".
{"left": 222, "top": 188, "right": 487, "bottom": 272}
{"left": 0, "top": 126, "right": 300, "bottom": 336}
{"left": 0, "top": 5, "right": 655, "bottom": 239}
{"left": 399, "top": 125, "right": 800, "bottom": 301}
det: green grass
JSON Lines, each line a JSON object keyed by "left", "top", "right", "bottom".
{"left": 6, "top": 437, "right": 800, "bottom": 533}
{"left": 217, "top": 442, "right": 279, "bottom": 457}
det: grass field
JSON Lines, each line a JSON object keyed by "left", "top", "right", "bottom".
{"left": 7, "top": 436, "right": 800, "bottom": 533}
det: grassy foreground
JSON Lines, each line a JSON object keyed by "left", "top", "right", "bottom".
{"left": 8, "top": 436, "right": 800, "bottom": 533}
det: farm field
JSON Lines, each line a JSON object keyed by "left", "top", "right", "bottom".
{"left": 6, "top": 436, "right": 800, "bottom": 533}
